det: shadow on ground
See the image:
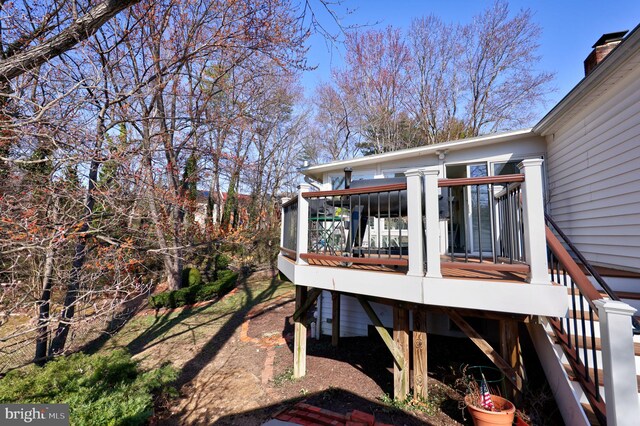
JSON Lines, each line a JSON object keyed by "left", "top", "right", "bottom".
{"left": 279, "top": 327, "right": 564, "bottom": 425}
{"left": 214, "top": 387, "right": 440, "bottom": 425}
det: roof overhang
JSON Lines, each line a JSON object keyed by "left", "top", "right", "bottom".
{"left": 301, "top": 128, "right": 536, "bottom": 181}
{"left": 534, "top": 24, "right": 640, "bottom": 136}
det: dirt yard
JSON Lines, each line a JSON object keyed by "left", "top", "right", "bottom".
{"left": 99, "top": 271, "right": 561, "bottom": 425}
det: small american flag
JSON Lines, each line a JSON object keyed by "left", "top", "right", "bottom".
{"left": 480, "top": 373, "right": 495, "bottom": 410}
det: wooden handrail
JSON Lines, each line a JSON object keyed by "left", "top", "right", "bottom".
{"left": 548, "top": 318, "right": 607, "bottom": 424}
{"left": 545, "top": 226, "right": 604, "bottom": 308}
{"left": 299, "top": 174, "right": 523, "bottom": 197}
{"left": 280, "top": 247, "right": 296, "bottom": 259}
{"left": 301, "top": 183, "right": 407, "bottom": 198}
{"left": 438, "top": 173, "right": 524, "bottom": 187}
{"left": 300, "top": 252, "right": 408, "bottom": 267}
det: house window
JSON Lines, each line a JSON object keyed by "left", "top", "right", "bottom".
{"left": 382, "top": 170, "right": 406, "bottom": 178}
{"left": 493, "top": 161, "right": 521, "bottom": 176}
{"left": 383, "top": 217, "right": 408, "bottom": 230}
{"left": 379, "top": 235, "right": 408, "bottom": 248}
{"left": 330, "top": 171, "right": 376, "bottom": 189}
{"left": 331, "top": 176, "right": 346, "bottom": 190}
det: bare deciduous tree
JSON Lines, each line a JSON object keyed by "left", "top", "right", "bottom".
{"left": 312, "top": 1, "right": 554, "bottom": 155}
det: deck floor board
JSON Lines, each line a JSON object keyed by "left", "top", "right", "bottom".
{"left": 299, "top": 256, "right": 528, "bottom": 283}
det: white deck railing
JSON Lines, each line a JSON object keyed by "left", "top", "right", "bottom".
{"left": 280, "top": 159, "right": 549, "bottom": 284}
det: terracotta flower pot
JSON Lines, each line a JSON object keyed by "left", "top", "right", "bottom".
{"left": 464, "top": 394, "right": 515, "bottom": 426}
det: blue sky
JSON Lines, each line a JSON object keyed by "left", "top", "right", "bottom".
{"left": 301, "top": 0, "right": 640, "bottom": 121}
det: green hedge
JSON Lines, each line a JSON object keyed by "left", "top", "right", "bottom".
{"left": 181, "top": 267, "right": 202, "bottom": 287}
{"left": 214, "top": 254, "right": 230, "bottom": 273}
{"left": 150, "top": 270, "right": 238, "bottom": 309}
{"left": 0, "top": 350, "right": 176, "bottom": 426}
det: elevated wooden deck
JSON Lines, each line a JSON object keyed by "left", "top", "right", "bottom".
{"left": 288, "top": 255, "right": 528, "bottom": 283}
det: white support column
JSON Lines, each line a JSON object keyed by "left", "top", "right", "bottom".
{"left": 594, "top": 299, "right": 640, "bottom": 426}
{"left": 405, "top": 169, "right": 425, "bottom": 277}
{"left": 280, "top": 197, "right": 290, "bottom": 249}
{"left": 296, "top": 183, "right": 311, "bottom": 265}
{"left": 422, "top": 167, "right": 442, "bottom": 278}
{"left": 518, "top": 159, "right": 549, "bottom": 285}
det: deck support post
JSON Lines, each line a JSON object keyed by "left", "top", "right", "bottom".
{"left": 413, "top": 309, "right": 428, "bottom": 400}
{"left": 293, "top": 286, "right": 308, "bottom": 378}
{"left": 446, "top": 309, "right": 523, "bottom": 391}
{"left": 594, "top": 299, "right": 640, "bottom": 425}
{"left": 518, "top": 159, "right": 548, "bottom": 285}
{"left": 296, "top": 183, "right": 311, "bottom": 265}
{"left": 393, "top": 305, "right": 410, "bottom": 399}
{"left": 405, "top": 169, "right": 425, "bottom": 277}
{"left": 422, "top": 167, "right": 442, "bottom": 278}
{"left": 499, "top": 320, "right": 524, "bottom": 403}
{"left": 331, "top": 291, "right": 340, "bottom": 347}
{"left": 293, "top": 288, "right": 321, "bottom": 322}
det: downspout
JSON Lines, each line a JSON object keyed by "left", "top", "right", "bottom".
{"left": 303, "top": 176, "right": 321, "bottom": 190}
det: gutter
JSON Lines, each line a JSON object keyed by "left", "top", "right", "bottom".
{"left": 301, "top": 128, "right": 535, "bottom": 179}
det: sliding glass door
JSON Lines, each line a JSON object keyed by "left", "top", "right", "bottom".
{"left": 468, "top": 163, "right": 492, "bottom": 254}
{"left": 445, "top": 163, "right": 492, "bottom": 255}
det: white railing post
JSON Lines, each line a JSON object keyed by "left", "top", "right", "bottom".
{"left": 518, "top": 159, "right": 549, "bottom": 285}
{"left": 280, "top": 197, "right": 290, "bottom": 250}
{"left": 594, "top": 299, "right": 640, "bottom": 425}
{"left": 296, "top": 184, "right": 311, "bottom": 265}
{"left": 404, "top": 169, "right": 425, "bottom": 277}
{"left": 422, "top": 167, "right": 442, "bottom": 278}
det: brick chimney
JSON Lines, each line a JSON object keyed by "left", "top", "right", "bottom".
{"left": 584, "top": 31, "right": 628, "bottom": 76}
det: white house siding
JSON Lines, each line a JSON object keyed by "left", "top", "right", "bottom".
{"left": 318, "top": 292, "right": 392, "bottom": 337}
{"left": 546, "top": 67, "right": 640, "bottom": 273}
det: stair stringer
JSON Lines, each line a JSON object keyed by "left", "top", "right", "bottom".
{"left": 527, "top": 320, "right": 590, "bottom": 425}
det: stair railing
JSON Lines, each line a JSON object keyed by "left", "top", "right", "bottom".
{"left": 545, "top": 224, "right": 607, "bottom": 424}
{"left": 546, "top": 213, "right": 640, "bottom": 334}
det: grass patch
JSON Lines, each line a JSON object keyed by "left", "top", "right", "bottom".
{"left": 379, "top": 385, "right": 447, "bottom": 417}
{"left": 100, "top": 277, "right": 294, "bottom": 371}
{"left": 272, "top": 367, "right": 295, "bottom": 387}
{"left": 0, "top": 349, "right": 176, "bottom": 426}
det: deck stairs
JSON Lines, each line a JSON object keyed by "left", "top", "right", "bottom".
{"left": 535, "top": 296, "right": 640, "bottom": 424}
{"left": 529, "top": 216, "right": 640, "bottom": 425}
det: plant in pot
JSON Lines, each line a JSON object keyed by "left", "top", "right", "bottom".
{"left": 458, "top": 369, "right": 515, "bottom": 426}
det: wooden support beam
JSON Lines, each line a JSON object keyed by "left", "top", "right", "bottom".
{"left": 356, "top": 296, "right": 405, "bottom": 368}
{"left": 293, "top": 288, "right": 321, "bottom": 322}
{"left": 350, "top": 295, "right": 534, "bottom": 324}
{"left": 500, "top": 320, "right": 524, "bottom": 403}
{"left": 445, "top": 309, "right": 523, "bottom": 392}
{"left": 413, "top": 309, "right": 428, "bottom": 400}
{"left": 331, "top": 291, "right": 340, "bottom": 347}
{"left": 394, "top": 305, "right": 410, "bottom": 399}
{"left": 293, "top": 286, "right": 308, "bottom": 378}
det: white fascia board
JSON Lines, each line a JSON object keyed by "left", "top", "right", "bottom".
{"left": 423, "top": 278, "right": 568, "bottom": 317}
{"left": 278, "top": 255, "right": 296, "bottom": 282}
{"left": 287, "top": 263, "right": 569, "bottom": 317}
{"left": 294, "top": 265, "right": 424, "bottom": 303}
{"left": 534, "top": 23, "right": 640, "bottom": 136}
{"left": 302, "top": 128, "right": 535, "bottom": 181}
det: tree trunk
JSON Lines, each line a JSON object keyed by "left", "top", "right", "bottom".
{"left": 34, "top": 240, "right": 55, "bottom": 364}
{"left": 0, "top": 0, "right": 141, "bottom": 82}
{"left": 48, "top": 110, "right": 106, "bottom": 355}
